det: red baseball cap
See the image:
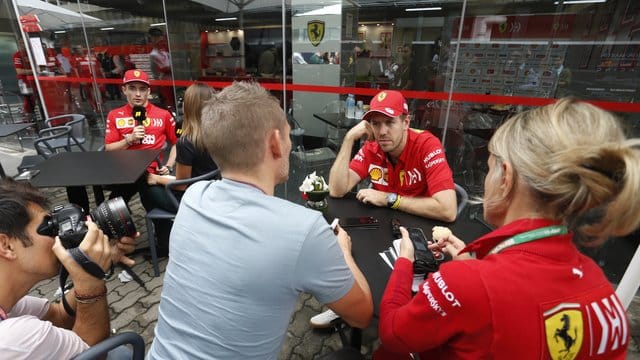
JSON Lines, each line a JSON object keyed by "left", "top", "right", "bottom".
{"left": 122, "top": 69, "right": 150, "bottom": 86}
{"left": 362, "top": 90, "right": 409, "bottom": 120}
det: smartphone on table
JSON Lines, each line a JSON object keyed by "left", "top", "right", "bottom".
{"left": 339, "top": 216, "right": 380, "bottom": 229}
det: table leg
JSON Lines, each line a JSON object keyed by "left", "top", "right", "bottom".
{"left": 93, "top": 185, "right": 105, "bottom": 206}
{"left": 66, "top": 186, "right": 90, "bottom": 214}
{"left": 350, "top": 328, "right": 362, "bottom": 350}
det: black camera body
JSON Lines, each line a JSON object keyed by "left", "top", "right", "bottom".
{"left": 49, "top": 203, "right": 87, "bottom": 249}
{"left": 37, "top": 197, "right": 136, "bottom": 249}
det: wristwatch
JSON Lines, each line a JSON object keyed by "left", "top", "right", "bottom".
{"left": 386, "top": 193, "right": 398, "bottom": 208}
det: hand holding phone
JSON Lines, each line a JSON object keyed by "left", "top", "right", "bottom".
{"left": 330, "top": 218, "right": 340, "bottom": 235}
{"left": 407, "top": 227, "right": 440, "bottom": 275}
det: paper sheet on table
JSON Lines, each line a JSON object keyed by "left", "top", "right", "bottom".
{"left": 379, "top": 239, "right": 425, "bottom": 292}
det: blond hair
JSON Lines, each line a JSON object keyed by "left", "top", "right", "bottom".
{"left": 487, "top": 97, "right": 640, "bottom": 244}
{"left": 201, "top": 81, "right": 286, "bottom": 171}
{"left": 182, "top": 83, "right": 214, "bottom": 151}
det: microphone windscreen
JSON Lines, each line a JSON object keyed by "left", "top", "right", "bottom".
{"left": 132, "top": 105, "right": 146, "bottom": 124}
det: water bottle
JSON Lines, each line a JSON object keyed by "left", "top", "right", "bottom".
{"left": 355, "top": 100, "right": 364, "bottom": 119}
{"left": 346, "top": 94, "right": 356, "bottom": 119}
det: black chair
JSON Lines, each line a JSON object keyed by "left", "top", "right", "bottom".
{"left": 454, "top": 183, "right": 469, "bottom": 218}
{"left": 71, "top": 332, "right": 145, "bottom": 360}
{"left": 144, "top": 169, "right": 220, "bottom": 276}
{"left": 44, "top": 114, "right": 87, "bottom": 152}
{"left": 17, "top": 125, "right": 75, "bottom": 173}
{"left": 317, "top": 322, "right": 365, "bottom": 360}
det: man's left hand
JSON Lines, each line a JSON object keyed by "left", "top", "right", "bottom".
{"left": 110, "top": 233, "right": 139, "bottom": 267}
{"left": 157, "top": 165, "right": 171, "bottom": 175}
{"left": 355, "top": 188, "right": 387, "bottom": 207}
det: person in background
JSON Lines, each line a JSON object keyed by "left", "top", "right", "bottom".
{"left": 147, "top": 83, "right": 218, "bottom": 194}
{"left": 105, "top": 69, "right": 177, "bottom": 259}
{"left": 0, "top": 179, "right": 137, "bottom": 359}
{"left": 312, "top": 89, "right": 457, "bottom": 329}
{"left": 101, "top": 51, "right": 124, "bottom": 101}
{"left": 70, "top": 45, "right": 103, "bottom": 114}
{"left": 148, "top": 82, "right": 372, "bottom": 359}
{"left": 12, "top": 42, "right": 37, "bottom": 121}
{"left": 374, "top": 97, "right": 640, "bottom": 359}
{"left": 148, "top": 28, "right": 175, "bottom": 109}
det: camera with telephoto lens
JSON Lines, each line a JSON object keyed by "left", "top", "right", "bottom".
{"left": 37, "top": 197, "right": 136, "bottom": 249}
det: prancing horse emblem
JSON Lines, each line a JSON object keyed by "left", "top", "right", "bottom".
{"left": 307, "top": 20, "right": 325, "bottom": 47}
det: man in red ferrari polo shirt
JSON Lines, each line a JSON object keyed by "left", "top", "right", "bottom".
{"left": 329, "top": 90, "right": 456, "bottom": 221}
{"left": 312, "top": 90, "right": 457, "bottom": 328}
{"left": 105, "top": 69, "right": 177, "bottom": 258}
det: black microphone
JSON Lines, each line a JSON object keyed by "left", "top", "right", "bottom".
{"left": 132, "top": 105, "right": 146, "bottom": 143}
{"left": 132, "top": 105, "right": 146, "bottom": 125}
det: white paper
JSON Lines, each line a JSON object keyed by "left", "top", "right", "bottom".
{"left": 379, "top": 252, "right": 393, "bottom": 269}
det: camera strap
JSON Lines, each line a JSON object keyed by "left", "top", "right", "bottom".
{"left": 59, "top": 248, "right": 113, "bottom": 317}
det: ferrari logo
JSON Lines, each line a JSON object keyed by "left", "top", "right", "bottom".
{"left": 377, "top": 92, "right": 387, "bottom": 102}
{"left": 133, "top": 70, "right": 141, "bottom": 77}
{"left": 499, "top": 22, "right": 507, "bottom": 33}
{"left": 544, "top": 305, "right": 583, "bottom": 360}
{"left": 307, "top": 20, "right": 325, "bottom": 47}
{"left": 143, "top": 118, "right": 150, "bottom": 127}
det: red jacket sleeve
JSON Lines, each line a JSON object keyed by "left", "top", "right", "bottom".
{"left": 164, "top": 112, "right": 178, "bottom": 145}
{"left": 348, "top": 142, "right": 374, "bottom": 179}
{"left": 378, "top": 258, "right": 491, "bottom": 356}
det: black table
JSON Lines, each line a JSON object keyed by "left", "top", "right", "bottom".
{"left": 324, "top": 194, "right": 491, "bottom": 349}
{"left": 0, "top": 123, "right": 34, "bottom": 137}
{"left": 30, "top": 149, "right": 160, "bottom": 211}
{"left": 0, "top": 122, "right": 34, "bottom": 152}
{"left": 313, "top": 113, "right": 361, "bottom": 129}
{"left": 327, "top": 194, "right": 491, "bottom": 315}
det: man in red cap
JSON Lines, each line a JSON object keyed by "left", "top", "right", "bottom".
{"left": 329, "top": 90, "right": 456, "bottom": 221}
{"left": 312, "top": 90, "right": 457, "bottom": 328}
{"left": 104, "top": 69, "right": 177, "bottom": 258}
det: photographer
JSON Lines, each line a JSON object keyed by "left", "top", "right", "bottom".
{"left": 0, "top": 179, "right": 137, "bottom": 359}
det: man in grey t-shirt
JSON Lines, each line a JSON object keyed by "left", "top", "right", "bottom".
{"left": 149, "top": 82, "right": 372, "bottom": 359}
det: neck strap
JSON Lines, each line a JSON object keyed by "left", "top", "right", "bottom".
{"left": 488, "top": 225, "right": 568, "bottom": 255}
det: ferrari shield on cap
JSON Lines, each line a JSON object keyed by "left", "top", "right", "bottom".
{"left": 362, "top": 90, "right": 409, "bottom": 120}
{"left": 122, "top": 69, "right": 150, "bottom": 86}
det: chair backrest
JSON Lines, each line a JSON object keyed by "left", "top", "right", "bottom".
{"left": 34, "top": 125, "right": 74, "bottom": 158}
{"left": 45, "top": 114, "right": 87, "bottom": 147}
{"left": 71, "top": 331, "right": 145, "bottom": 360}
{"left": 164, "top": 169, "right": 220, "bottom": 209}
{"left": 454, "top": 183, "right": 469, "bottom": 218}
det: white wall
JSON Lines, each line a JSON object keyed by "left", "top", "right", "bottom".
{"left": 291, "top": 10, "right": 341, "bottom": 137}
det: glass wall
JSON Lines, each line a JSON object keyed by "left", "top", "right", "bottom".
{"left": 3, "top": 0, "right": 639, "bottom": 280}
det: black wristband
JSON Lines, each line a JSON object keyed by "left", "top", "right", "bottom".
{"left": 68, "top": 248, "right": 110, "bottom": 280}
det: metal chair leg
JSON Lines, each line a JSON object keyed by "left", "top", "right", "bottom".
{"left": 145, "top": 217, "right": 160, "bottom": 277}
